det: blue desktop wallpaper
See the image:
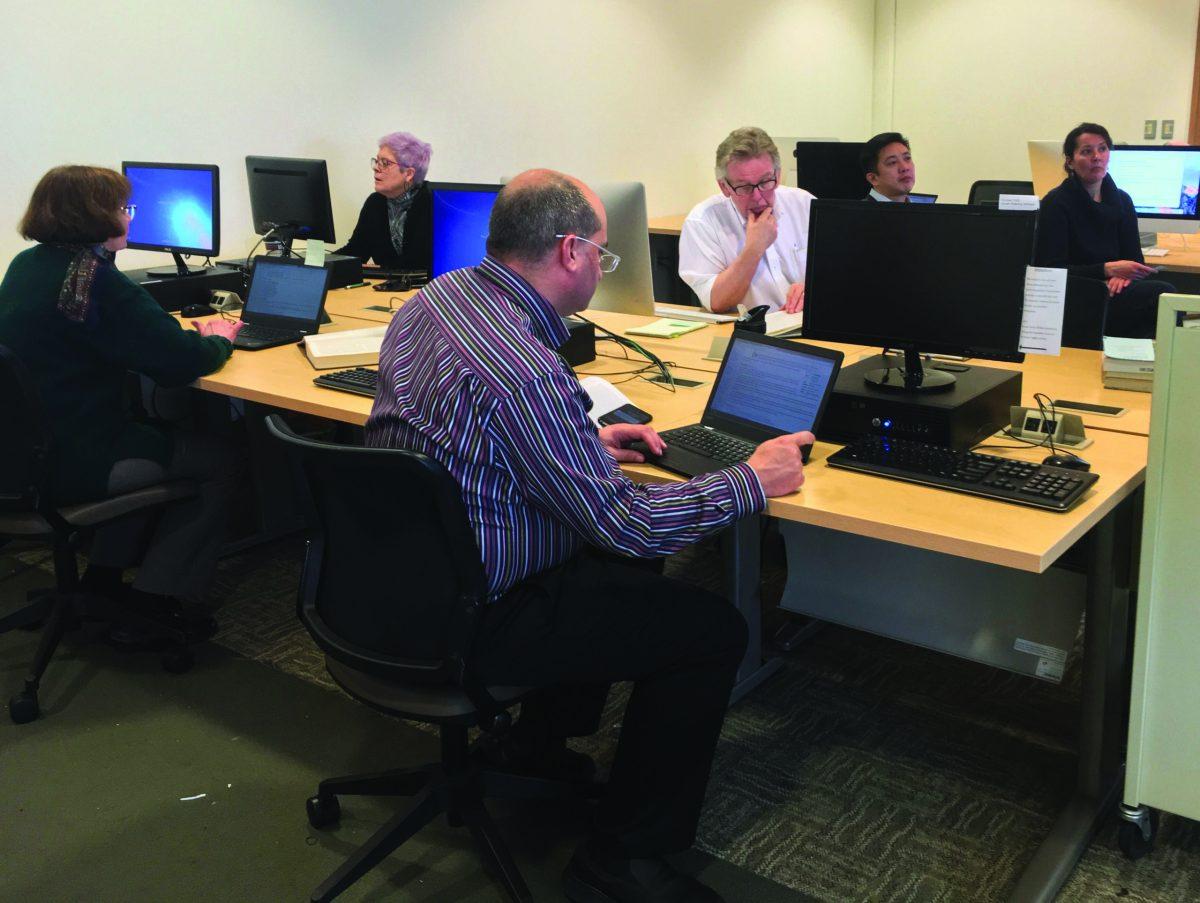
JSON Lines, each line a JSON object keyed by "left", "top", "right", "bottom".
{"left": 125, "top": 167, "right": 216, "bottom": 252}
{"left": 432, "top": 189, "right": 500, "bottom": 276}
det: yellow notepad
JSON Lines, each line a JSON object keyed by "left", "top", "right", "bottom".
{"left": 625, "top": 319, "right": 708, "bottom": 339}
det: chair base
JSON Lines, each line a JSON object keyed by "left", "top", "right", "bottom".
{"left": 307, "top": 728, "right": 600, "bottom": 902}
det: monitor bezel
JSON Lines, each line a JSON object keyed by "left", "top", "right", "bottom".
{"left": 121, "top": 161, "right": 220, "bottom": 257}
{"left": 801, "top": 199, "right": 1035, "bottom": 364}
{"left": 1106, "top": 144, "right": 1200, "bottom": 222}
{"left": 792, "top": 140, "right": 871, "bottom": 199}
{"left": 244, "top": 156, "right": 337, "bottom": 244}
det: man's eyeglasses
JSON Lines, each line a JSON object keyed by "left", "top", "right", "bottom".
{"left": 121, "top": 204, "right": 137, "bottom": 220}
{"left": 555, "top": 234, "right": 621, "bottom": 273}
{"left": 725, "top": 177, "right": 778, "bottom": 197}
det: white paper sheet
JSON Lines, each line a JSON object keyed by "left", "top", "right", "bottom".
{"left": 578, "top": 376, "right": 633, "bottom": 425}
{"left": 998, "top": 194, "right": 1040, "bottom": 211}
{"left": 1019, "top": 266, "right": 1066, "bottom": 355}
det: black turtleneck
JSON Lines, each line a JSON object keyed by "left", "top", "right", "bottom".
{"left": 1034, "top": 173, "right": 1143, "bottom": 281}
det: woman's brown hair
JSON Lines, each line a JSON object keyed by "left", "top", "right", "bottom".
{"left": 18, "top": 166, "right": 131, "bottom": 244}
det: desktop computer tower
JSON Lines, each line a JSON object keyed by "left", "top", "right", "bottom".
{"left": 821, "top": 356, "right": 1022, "bottom": 451}
{"left": 214, "top": 253, "right": 363, "bottom": 291}
{"left": 124, "top": 266, "right": 245, "bottom": 313}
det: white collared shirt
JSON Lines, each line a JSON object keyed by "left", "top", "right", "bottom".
{"left": 678, "top": 185, "right": 814, "bottom": 312}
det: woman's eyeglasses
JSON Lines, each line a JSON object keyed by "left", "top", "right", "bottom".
{"left": 121, "top": 204, "right": 137, "bottom": 220}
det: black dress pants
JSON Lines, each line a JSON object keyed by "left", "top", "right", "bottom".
{"left": 472, "top": 548, "right": 749, "bottom": 858}
{"left": 1106, "top": 278, "right": 1175, "bottom": 339}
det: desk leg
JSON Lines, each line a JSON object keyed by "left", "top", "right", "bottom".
{"left": 721, "top": 514, "right": 782, "bottom": 704}
{"left": 1006, "top": 492, "right": 1136, "bottom": 902}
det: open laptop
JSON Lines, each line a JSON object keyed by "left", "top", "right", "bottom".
{"left": 635, "top": 332, "right": 843, "bottom": 477}
{"left": 233, "top": 257, "right": 332, "bottom": 350}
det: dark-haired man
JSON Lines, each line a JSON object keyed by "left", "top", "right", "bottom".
{"left": 862, "top": 132, "right": 918, "bottom": 202}
{"left": 366, "top": 168, "right": 813, "bottom": 902}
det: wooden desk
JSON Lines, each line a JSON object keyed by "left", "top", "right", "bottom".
{"left": 192, "top": 315, "right": 1145, "bottom": 902}
{"left": 648, "top": 214, "right": 686, "bottom": 236}
{"left": 1151, "top": 233, "right": 1200, "bottom": 273}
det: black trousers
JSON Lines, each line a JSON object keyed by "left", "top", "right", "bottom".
{"left": 1106, "top": 278, "right": 1175, "bottom": 339}
{"left": 472, "top": 548, "right": 749, "bottom": 858}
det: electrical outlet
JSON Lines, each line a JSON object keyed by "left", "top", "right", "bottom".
{"left": 1144, "top": 119, "right": 1158, "bottom": 140}
{"left": 1163, "top": 119, "right": 1175, "bottom": 140}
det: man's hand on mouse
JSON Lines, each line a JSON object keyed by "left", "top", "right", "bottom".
{"left": 747, "top": 431, "right": 813, "bottom": 496}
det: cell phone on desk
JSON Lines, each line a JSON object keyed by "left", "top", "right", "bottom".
{"left": 598, "top": 404, "right": 652, "bottom": 426}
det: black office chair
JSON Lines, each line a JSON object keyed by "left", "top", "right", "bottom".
{"left": 1062, "top": 276, "right": 1109, "bottom": 350}
{"left": 265, "top": 415, "right": 597, "bottom": 903}
{"left": 967, "top": 180, "right": 1035, "bottom": 206}
{"left": 0, "top": 343, "right": 199, "bottom": 723}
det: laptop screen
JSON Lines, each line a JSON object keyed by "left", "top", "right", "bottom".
{"left": 244, "top": 259, "right": 328, "bottom": 322}
{"left": 709, "top": 336, "right": 839, "bottom": 435}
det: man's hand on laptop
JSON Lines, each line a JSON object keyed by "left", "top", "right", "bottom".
{"left": 194, "top": 319, "right": 244, "bottom": 342}
{"left": 748, "top": 431, "right": 814, "bottom": 496}
{"left": 600, "top": 423, "right": 665, "bottom": 463}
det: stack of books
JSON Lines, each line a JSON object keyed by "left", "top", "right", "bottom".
{"left": 1101, "top": 336, "right": 1155, "bottom": 392}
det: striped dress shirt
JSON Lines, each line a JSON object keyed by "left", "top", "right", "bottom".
{"left": 365, "top": 256, "right": 766, "bottom": 599}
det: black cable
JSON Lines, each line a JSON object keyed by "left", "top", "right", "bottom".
{"left": 572, "top": 314, "right": 675, "bottom": 390}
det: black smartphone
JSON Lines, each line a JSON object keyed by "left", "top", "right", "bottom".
{"left": 598, "top": 404, "right": 652, "bottom": 426}
{"left": 646, "top": 374, "right": 707, "bottom": 388}
{"left": 1052, "top": 399, "right": 1127, "bottom": 416}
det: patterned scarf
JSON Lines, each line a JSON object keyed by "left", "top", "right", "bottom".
{"left": 55, "top": 243, "right": 115, "bottom": 323}
{"left": 386, "top": 184, "right": 421, "bottom": 255}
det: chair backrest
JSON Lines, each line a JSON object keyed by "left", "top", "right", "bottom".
{"left": 968, "top": 180, "right": 1035, "bottom": 206}
{"left": 265, "top": 415, "right": 489, "bottom": 687}
{"left": 0, "top": 343, "right": 56, "bottom": 514}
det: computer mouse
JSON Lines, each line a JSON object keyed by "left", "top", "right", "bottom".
{"left": 180, "top": 303, "right": 216, "bottom": 318}
{"left": 1042, "top": 453, "right": 1091, "bottom": 472}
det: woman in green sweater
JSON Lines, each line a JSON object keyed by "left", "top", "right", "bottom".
{"left": 0, "top": 165, "right": 243, "bottom": 625}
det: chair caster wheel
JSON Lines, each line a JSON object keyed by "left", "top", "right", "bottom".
{"left": 9, "top": 690, "right": 40, "bottom": 724}
{"left": 1119, "top": 810, "right": 1159, "bottom": 859}
{"left": 307, "top": 794, "right": 341, "bottom": 829}
{"left": 162, "top": 646, "right": 194, "bottom": 674}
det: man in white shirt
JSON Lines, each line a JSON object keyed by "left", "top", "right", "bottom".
{"left": 862, "top": 132, "right": 917, "bottom": 203}
{"left": 678, "top": 127, "right": 813, "bottom": 314}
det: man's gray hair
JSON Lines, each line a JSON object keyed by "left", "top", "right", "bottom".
{"left": 486, "top": 173, "right": 600, "bottom": 264}
{"left": 714, "top": 127, "right": 781, "bottom": 181}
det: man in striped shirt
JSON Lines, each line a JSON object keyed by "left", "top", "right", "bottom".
{"left": 367, "top": 169, "right": 812, "bottom": 903}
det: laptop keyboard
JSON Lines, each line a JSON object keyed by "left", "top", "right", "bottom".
{"left": 234, "top": 323, "right": 298, "bottom": 346}
{"left": 660, "top": 425, "right": 757, "bottom": 467}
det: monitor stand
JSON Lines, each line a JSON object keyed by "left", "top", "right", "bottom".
{"left": 863, "top": 347, "right": 955, "bottom": 392}
{"left": 145, "top": 251, "right": 207, "bottom": 278}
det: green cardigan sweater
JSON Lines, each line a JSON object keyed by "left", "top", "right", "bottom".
{"left": 0, "top": 245, "right": 232, "bottom": 503}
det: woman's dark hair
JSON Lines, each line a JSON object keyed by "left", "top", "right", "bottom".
{"left": 18, "top": 166, "right": 131, "bottom": 244}
{"left": 1062, "top": 123, "right": 1113, "bottom": 174}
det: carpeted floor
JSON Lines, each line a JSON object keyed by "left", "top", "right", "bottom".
{"left": 7, "top": 535, "right": 1199, "bottom": 901}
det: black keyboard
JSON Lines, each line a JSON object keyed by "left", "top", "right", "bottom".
{"left": 826, "top": 436, "right": 1098, "bottom": 511}
{"left": 233, "top": 323, "right": 299, "bottom": 347}
{"left": 313, "top": 367, "right": 379, "bottom": 397}
{"left": 660, "top": 425, "right": 756, "bottom": 468}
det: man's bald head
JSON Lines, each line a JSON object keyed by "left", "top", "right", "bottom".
{"left": 486, "top": 169, "right": 603, "bottom": 265}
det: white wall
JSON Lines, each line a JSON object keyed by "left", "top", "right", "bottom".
{"left": 879, "top": 0, "right": 1200, "bottom": 202}
{"left": 0, "top": 0, "right": 875, "bottom": 268}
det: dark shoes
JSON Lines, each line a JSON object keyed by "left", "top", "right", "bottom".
{"left": 473, "top": 732, "right": 598, "bottom": 783}
{"left": 563, "top": 841, "right": 725, "bottom": 903}
{"left": 108, "top": 589, "right": 218, "bottom": 648}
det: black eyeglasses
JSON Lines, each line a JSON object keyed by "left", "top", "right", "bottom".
{"left": 724, "top": 177, "right": 778, "bottom": 197}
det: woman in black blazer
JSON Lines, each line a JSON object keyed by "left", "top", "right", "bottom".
{"left": 1035, "top": 122, "right": 1173, "bottom": 338}
{"left": 336, "top": 131, "right": 433, "bottom": 271}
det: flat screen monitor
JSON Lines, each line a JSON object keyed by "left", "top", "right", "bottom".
{"left": 121, "top": 162, "right": 219, "bottom": 277}
{"left": 803, "top": 200, "right": 1036, "bottom": 390}
{"left": 1107, "top": 145, "right": 1200, "bottom": 235}
{"left": 245, "top": 156, "right": 336, "bottom": 253}
{"left": 588, "top": 182, "right": 654, "bottom": 316}
{"left": 429, "top": 182, "right": 503, "bottom": 277}
{"left": 793, "top": 141, "right": 870, "bottom": 199}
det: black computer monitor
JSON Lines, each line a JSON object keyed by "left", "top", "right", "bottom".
{"left": 245, "top": 156, "right": 336, "bottom": 255}
{"left": 793, "top": 141, "right": 870, "bottom": 199}
{"left": 803, "top": 200, "right": 1036, "bottom": 390}
{"left": 429, "top": 182, "right": 504, "bottom": 277}
{"left": 121, "top": 162, "right": 220, "bottom": 277}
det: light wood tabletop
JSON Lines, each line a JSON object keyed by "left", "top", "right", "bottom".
{"left": 1151, "top": 233, "right": 1200, "bottom": 273}
{"left": 648, "top": 214, "right": 686, "bottom": 236}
